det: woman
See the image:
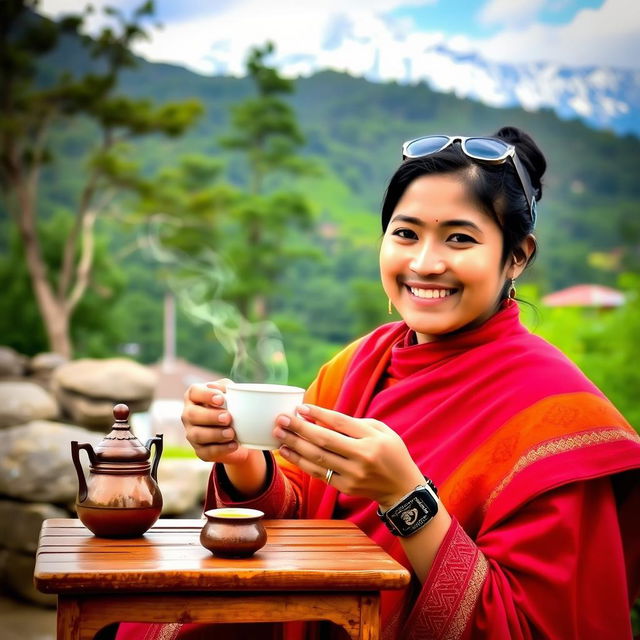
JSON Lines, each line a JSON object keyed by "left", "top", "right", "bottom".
{"left": 120, "top": 127, "right": 640, "bottom": 639}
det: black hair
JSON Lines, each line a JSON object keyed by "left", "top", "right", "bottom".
{"left": 381, "top": 126, "right": 547, "bottom": 292}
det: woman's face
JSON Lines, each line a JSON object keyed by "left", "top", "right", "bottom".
{"left": 380, "top": 173, "right": 523, "bottom": 343}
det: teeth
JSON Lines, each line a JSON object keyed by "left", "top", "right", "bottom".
{"left": 410, "top": 287, "right": 453, "bottom": 299}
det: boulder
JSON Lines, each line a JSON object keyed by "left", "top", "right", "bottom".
{"left": 52, "top": 358, "right": 157, "bottom": 429}
{"left": 158, "top": 457, "right": 211, "bottom": 516}
{"left": 0, "top": 499, "right": 68, "bottom": 554}
{"left": 29, "top": 352, "right": 68, "bottom": 388}
{"left": 0, "top": 548, "right": 56, "bottom": 606}
{"left": 0, "top": 381, "right": 59, "bottom": 429}
{"left": 0, "top": 420, "right": 102, "bottom": 503}
{"left": 0, "top": 346, "right": 27, "bottom": 378}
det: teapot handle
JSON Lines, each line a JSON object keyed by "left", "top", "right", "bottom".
{"left": 145, "top": 434, "right": 163, "bottom": 482}
{"left": 70, "top": 442, "right": 96, "bottom": 503}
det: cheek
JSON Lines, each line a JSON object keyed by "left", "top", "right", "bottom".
{"left": 450, "top": 251, "right": 502, "bottom": 286}
{"left": 379, "top": 241, "right": 399, "bottom": 274}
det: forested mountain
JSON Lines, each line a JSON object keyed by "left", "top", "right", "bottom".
{"left": 3, "top": 15, "right": 640, "bottom": 394}
{"left": 46, "top": 45, "right": 640, "bottom": 289}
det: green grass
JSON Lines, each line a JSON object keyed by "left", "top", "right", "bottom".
{"left": 162, "top": 445, "right": 198, "bottom": 459}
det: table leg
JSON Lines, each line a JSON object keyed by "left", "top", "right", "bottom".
{"left": 57, "top": 596, "right": 80, "bottom": 640}
{"left": 358, "top": 594, "right": 380, "bottom": 640}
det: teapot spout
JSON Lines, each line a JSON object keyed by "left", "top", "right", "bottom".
{"left": 71, "top": 442, "right": 96, "bottom": 503}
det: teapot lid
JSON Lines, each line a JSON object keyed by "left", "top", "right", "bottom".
{"left": 93, "top": 404, "right": 150, "bottom": 462}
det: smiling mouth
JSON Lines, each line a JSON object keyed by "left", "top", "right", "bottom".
{"left": 407, "top": 286, "right": 457, "bottom": 299}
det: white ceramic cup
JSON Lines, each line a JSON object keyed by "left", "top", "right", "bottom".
{"left": 224, "top": 382, "right": 305, "bottom": 450}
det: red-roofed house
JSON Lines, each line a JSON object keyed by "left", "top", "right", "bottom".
{"left": 541, "top": 284, "right": 625, "bottom": 308}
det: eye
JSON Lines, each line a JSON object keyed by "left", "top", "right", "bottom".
{"left": 391, "top": 227, "right": 418, "bottom": 240}
{"left": 448, "top": 233, "right": 478, "bottom": 244}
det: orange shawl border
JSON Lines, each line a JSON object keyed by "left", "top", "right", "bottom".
{"left": 440, "top": 391, "right": 639, "bottom": 535}
{"left": 282, "top": 334, "right": 639, "bottom": 534}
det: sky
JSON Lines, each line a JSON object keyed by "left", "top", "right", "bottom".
{"left": 37, "top": 0, "right": 640, "bottom": 77}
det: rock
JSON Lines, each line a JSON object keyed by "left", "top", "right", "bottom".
{"left": 0, "top": 381, "right": 59, "bottom": 429}
{"left": 0, "top": 346, "right": 27, "bottom": 378}
{"left": 53, "top": 387, "right": 154, "bottom": 430}
{"left": 52, "top": 358, "right": 157, "bottom": 429}
{"left": 0, "top": 420, "right": 102, "bottom": 503}
{"left": 0, "top": 499, "right": 68, "bottom": 554}
{"left": 0, "top": 548, "right": 56, "bottom": 607}
{"left": 29, "top": 352, "right": 68, "bottom": 388}
{"left": 157, "top": 457, "right": 211, "bottom": 516}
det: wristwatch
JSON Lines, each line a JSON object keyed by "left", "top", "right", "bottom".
{"left": 377, "top": 478, "right": 439, "bottom": 537}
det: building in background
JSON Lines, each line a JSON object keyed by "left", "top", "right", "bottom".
{"left": 542, "top": 284, "right": 625, "bottom": 309}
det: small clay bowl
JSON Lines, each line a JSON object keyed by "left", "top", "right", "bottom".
{"left": 200, "top": 508, "right": 267, "bottom": 558}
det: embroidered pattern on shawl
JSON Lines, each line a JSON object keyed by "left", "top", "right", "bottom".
{"left": 438, "top": 391, "right": 638, "bottom": 534}
{"left": 407, "top": 522, "right": 488, "bottom": 640}
{"left": 142, "top": 623, "right": 181, "bottom": 640}
{"left": 485, "top": 426, "right": 640, "bottom": 513}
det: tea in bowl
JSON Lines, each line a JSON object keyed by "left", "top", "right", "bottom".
{"left": 224, "top": 382, "right": 305, "bottom": 450}
{"left": 200, "top": 508, "right": 267, "bottom": 558}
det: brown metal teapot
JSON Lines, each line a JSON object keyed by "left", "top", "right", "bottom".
{"left": 71, "top": 403, "right": 163, "bottom": 538}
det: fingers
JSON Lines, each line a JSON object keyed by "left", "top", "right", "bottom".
{"left": 276, "top": 428, "right": 348, "bottom": 486}
{"left": 186, "top": 424, "right": 235, "bottom": 447}
{"left": 182, "top": 380, "right": 237, "bottom": 457}
{"left": 186, "top": 380, "right": 230, "bottom": 407}
{"left": 182, "top": 379, "right": 232, "bottom": 430}
{"left": 296, "top": 404, "right": 380, "bottom": 438}
{"left": 278, "top": 443, "right": 343, "bottom": 485}
{"left": 275, "top": 412, "right": 353, "bottom": 458}
{"left": 206, "top": 378, "right": 232, "bottom": 392}
{"left": 183, "top": 402, "right": 230, "bottom": 427}
{"left": 191, "top": 441, "right": 246, "bottom": 465}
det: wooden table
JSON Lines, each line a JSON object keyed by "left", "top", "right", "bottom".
{"left": 35, "top": 518, "right": 411, "bottom": 640}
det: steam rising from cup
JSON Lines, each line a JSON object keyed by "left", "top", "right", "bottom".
{"left": 142, "top": 215, "right": 288, "bottom": 384}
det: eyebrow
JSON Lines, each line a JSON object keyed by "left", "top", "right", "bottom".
{"left": 390, "top": 214, "right": 483, "bottom": 233}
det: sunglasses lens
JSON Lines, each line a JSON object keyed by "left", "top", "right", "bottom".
{"left": 404, "top": 135, "right": 450, "bottom": 158}
{"left": 464, "top": 137, "right": 510, "bottom": 160}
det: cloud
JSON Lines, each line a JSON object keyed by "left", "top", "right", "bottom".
{"left": 115, "top": 1, "right": 434, "bottom": 76}
{"left": 473, "top": 0, "right": 640, "bottom": 68}
{"left": 477, "top": 0, "right": 547, "bottom": 28}
{"left": 37, "top": 0, "right": 640, "bottom": 74}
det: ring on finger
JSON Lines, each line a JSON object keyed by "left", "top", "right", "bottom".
{"left": 325, "top": 468, "right": 334, "bottom": 484}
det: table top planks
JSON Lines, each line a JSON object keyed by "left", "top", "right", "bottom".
{"left": 35, "top": 518, "right": 411, "bottom": 594}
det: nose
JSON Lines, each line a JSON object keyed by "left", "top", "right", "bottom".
{"left": 409, "top": 241, "right": 446, "bottom": 275}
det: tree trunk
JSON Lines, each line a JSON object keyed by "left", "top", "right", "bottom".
{"left": 40, "top": 296, "right": 73, "bottom": 359}
{"left": 16, "top": 179, "right": 74, "bottom": 358}
{"left": 23, "top": 242, "right": 74, "bottom": 358}
{"left": 24, "top": 240, "right": 74, "bottom": 358}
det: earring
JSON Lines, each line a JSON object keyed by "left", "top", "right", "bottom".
{"left": 508, "top": 278, "right": 517, "bottom": 300}
{"left": 388, "top": 298, "right": 393, "bottom": 315}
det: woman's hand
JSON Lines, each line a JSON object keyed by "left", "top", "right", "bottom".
{"left": 181, "top": 379, "right": 252, "bottom": 466}
{"left": 274, "top": 404, "right": 424, "bottom": 510}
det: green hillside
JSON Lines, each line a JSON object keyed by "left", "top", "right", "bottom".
{"left": 3, "top": 21, "right": 640, "bottom": 424}
{"left": 107, "top": 61, "right": 640, "bottom": 289}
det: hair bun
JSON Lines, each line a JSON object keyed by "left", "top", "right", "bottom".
{"left": 493, "top": 126, "right": 546, "bottom": 201}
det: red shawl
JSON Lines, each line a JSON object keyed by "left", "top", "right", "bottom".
{"left": 120, "top": 303, "right": 640, "bottom": 640}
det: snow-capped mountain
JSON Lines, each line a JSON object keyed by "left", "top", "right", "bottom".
{"left": 268, "top": 43, "right": 640, "bottom": 138}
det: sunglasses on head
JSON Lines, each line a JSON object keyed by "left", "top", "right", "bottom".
{"left": 402, "top": 135, "right": 537, "bottom": 227}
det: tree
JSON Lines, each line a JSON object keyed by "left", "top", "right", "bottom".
{"left": 219, "top": 42, "right": 315, "bottom": 321}
{"left": 126, "top": 45, "right": 318, "bottom": 382}
{"left": 0, "top": 0, "right": 202, "bottom": 357}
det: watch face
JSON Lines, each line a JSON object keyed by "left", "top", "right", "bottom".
{"left": 387, "top": 491, "right": 438, "bottom": 536}
{"left": 399, "top": 506, "right": 420, "bottom": 527}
